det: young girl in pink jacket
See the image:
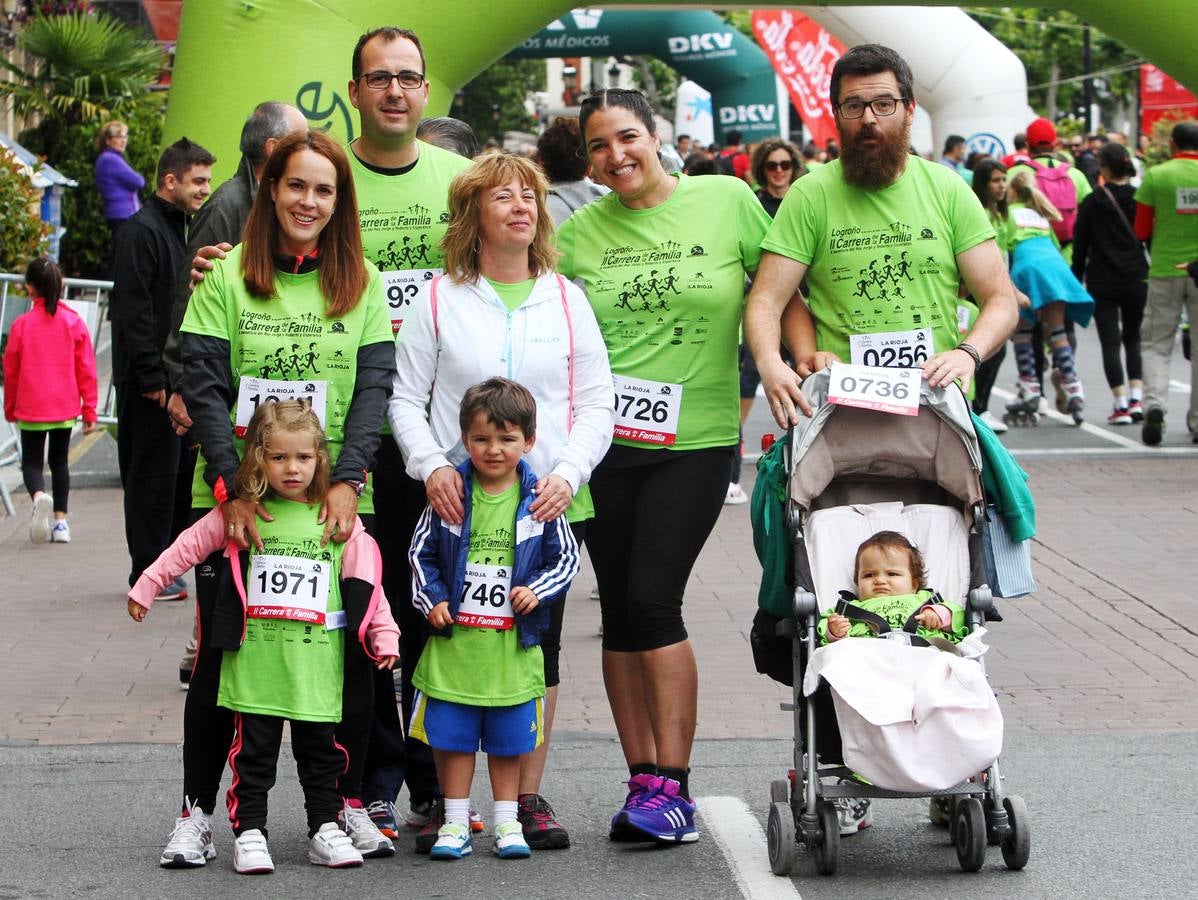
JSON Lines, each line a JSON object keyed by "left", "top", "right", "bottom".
{"left": 3, "top": 257, "right": 98, "bottom": 544}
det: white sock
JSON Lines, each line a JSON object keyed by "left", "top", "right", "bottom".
{"left": 493, "top": 800, "right": 518, "bottom": 826}
{"left": 444, "top": 798, "right": 470, "bottom": 826}
{"left": 1130, "top": 386, "right": 1143, "bottom": 402}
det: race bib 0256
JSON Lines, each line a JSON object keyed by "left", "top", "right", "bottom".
{"left": 612, "top": 374, "right": 683, "bottom": 445}
{"left": 247, "top": 554, "right": 332, "bottom": 626}
{"left": 235, "top": 378, "right": 327, "bottom": 437}
{"left": 849, "top": 329, "right": 932, "bottom": 369}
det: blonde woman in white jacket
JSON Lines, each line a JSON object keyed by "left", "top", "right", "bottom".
{"left": 388, "top": 152, "right": 613, "bottom": 850}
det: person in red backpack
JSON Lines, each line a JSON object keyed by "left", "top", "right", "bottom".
{"left": 3, "top": 257, "right": 99, "bottom": 544}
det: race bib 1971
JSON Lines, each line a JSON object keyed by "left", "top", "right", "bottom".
{"left": 455, "top": 562, "right": 514, "bottom": 630}
{"left": 848, "top": 329, "right": 932, "bottom": 369}
{"left": 247, "top": 554, "right": 333, "bottom": 626}
{"left": 383, "top": 268, "right": 440, "bottom": 333}
{"left": 1012, "top": 207, "right": 1051, "bottom": 230}
{"left": 235, "top": 378, "right": 327, "bottom": 437}
{"left": 828, "top": 362, "right": 921, "bottom": 417}
{"left": 612, "top": 374, "right": 683, "bottom": 445}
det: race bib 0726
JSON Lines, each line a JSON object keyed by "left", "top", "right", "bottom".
{"left": 383, "top": 268, "right": 440, "bottom": 333}
{"left": 247, "top": 554, "right": 332, "bottom": 626}
{"left": 848, "top": 329, "right": 932, "bottom": 368}
{"left": 455, "top": 563, "right": 514, "bottom": 630}
{"left": 235, "top": 378, "right": 327, "bottom": 437}
{"left": 612, "top": 374, "right": 683, "bottom": 445}
{"left": 828, "top": 362, "right": 921, "bottom": 417}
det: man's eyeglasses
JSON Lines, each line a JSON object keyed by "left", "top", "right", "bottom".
{"left": 836, "top": 96, "right": 907, "bottom": 119}
{"left": 360, "top": 70, "right": 426, "bottom": 91}
{"left": 765, "top": 160, "right": 793, "bottom": 172}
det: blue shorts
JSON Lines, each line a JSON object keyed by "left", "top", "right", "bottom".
{"left": 409, "top": 692, "right": 543, "bottom": 756}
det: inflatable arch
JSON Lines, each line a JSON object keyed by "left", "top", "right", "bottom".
{"left": 166, "top": 1, "right": 1198, "bottom": 184}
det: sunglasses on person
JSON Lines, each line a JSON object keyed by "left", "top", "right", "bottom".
{"left": 765, "top": 160, "right": 793, "bottom": 172}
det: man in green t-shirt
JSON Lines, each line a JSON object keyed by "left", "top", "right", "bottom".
{"left": 1133, "top": 121, "right": 1198, "bottom": 445}
{"left": 745, "top": 44, "right": 1017, "bottom": 428}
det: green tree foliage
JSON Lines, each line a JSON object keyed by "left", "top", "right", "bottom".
{"left": 0, "top": 151, "right": 50, "bottom": 274}
{"left": 965, "top": 8, "right": 1140, "bottom": 125}
{"left": 453, "top": 59, "right": 546, "bottom": 143}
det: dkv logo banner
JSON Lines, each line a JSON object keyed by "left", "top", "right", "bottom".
{"left": 752, "top": 10, "right": 844, "bottom": 148}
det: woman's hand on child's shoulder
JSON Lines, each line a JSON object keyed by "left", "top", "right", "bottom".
{"left": 127, "top": 598, "right": 147, "bottom": 622}
{"left": 510, "top": 586, "right": 539, "bottom": 614}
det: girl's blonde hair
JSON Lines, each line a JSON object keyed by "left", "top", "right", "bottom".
{"left": 441, "top": 151, "right": 556, "bottom": 284}
{"left": 234, "top": 400, "right": 330, "bottom": 503}
{"left": 1007, "top": 171, "right": 1063, "bottom": 223}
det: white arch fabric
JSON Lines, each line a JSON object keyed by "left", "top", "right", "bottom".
{"left": 798, "top": 5, "right": 1034, "bottom": 158}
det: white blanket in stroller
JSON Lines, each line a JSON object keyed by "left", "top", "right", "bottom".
{"left": 803, "top": 636, "right": 1003, "bottom": 792}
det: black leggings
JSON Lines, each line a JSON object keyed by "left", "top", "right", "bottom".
{"left": 1090, "top": 281, "right": 1146, "bottom": 389}
{"left": 588, "top": 445, "right": 733, "bottom": 652}
{"left": 20, "top": 428, "right": 72, "bottom": 512}
{"left": 972, "top": 343, "right": 1007, "bottom": 416}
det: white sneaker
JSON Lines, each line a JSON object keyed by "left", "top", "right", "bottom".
{"left": 833, "top": 780, "right": 874, "bottom": 836}
{"left": 160, "top": 800, "right": 216, "bottom": 868}
{"left": 30, "top": 493, "right": 53, "bottom": 544}
{"left": 232, "top": 828, "right": 274, "bottom": 874}
{"left": 978, "top": 410, "right": 1008, "bottom": 434}
{"left": 724, "top": 483, "right": 749, "bottom": 505}
{"left": 492, "top": 820, "right": 531, "bottom": 859}
{"left": 308, "top": 821, "right": 363, "bottom": 868}
{"left": 50, "top": 520, "right": 71, "bottom": 543}
{"left": 338, "top": 800, "right": 395, "bottom": 858}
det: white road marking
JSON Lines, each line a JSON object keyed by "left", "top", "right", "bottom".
{"left": 1171, "top": 379, "right": 1191, "bottom": 395}
{"left": 1008, "top": 445, "right": 1198, "bottom": 456}
{"left": 698, "top": 795, "right": 802, "bottom": 900}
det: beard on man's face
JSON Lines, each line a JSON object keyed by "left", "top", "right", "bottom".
{"left": 838, "top": 113, "right": 912, "bottom": 190}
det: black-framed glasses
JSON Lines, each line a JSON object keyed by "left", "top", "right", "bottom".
{"left": 765, "top": 160, "right": 793, "bottom": 172}
{"left": 836, "top": 96, "right": 907, "bottom": 119}
{"left": 360, "top": 70, "right": 426, "bottom": 91}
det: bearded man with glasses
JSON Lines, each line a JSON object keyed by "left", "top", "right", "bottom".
{"left": 745, "top": 43, "right": 1017, "bottom": 428}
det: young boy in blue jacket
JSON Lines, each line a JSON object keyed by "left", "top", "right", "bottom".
{"left": 407, "top": 377, "right": 580, "bottom": 860}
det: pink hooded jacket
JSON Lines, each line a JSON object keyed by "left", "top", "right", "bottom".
{"left": 3, "top": 298, "right": 98, "bottom": 425}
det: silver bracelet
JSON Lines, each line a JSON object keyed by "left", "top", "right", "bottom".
{"left": 957, "top": 342, "right": 982, "bottom": 368}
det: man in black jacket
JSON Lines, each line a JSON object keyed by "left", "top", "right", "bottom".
{"left": 109, "top": 137, "right": 214, "bottom": 590}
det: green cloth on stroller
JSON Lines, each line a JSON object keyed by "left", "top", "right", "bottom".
{"left": 970, "top": 411, "right": 1036, "bottom": 542}
{"left": 751, "top": 436, "right": 793, "bottom": 617}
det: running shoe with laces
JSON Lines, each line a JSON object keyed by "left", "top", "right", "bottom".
{"left": 50, "top": 520, "right": 70, "bottom": 543}
{"left": 611, "top": 775, "right": 698, "bottom": 844}
{"left": 338, "top": 799, "right": 395, "bottom": 857}
{"left": 160, "top": 799, "right": 216, "bottom": 868}
{"left": 833, "top": 787, "right": 873, "bottom": 836}
{"left": 1108, "top": 406, "right": 1133, "bottom": 426}
{"left": 30, "top": 493, "right": 53, "bottom": 544}
{"left": 308, "top": 822, "right": 364, "bottom": 868}
{"left": 232, "top": 828, "right": 273, "bottom": 874}
{"left": 414, "top": 797, "right": 445, "bottom": 854}
{"left": 367, "top": 799, "right": 399, "bottom": 839}
{"left": 1127, "top": 399, "right": 1144, "bottom": 423}
{"left": 518, "top": 793, "right": 570, "bottom": 849}
{"left": 724, "top": 483, "right": 748, "bottom": 505}
{"left": 493, "top": 820, "right": 531, "bottom": 858}
{"left": 429, "top": 822, "right": 472, "bottom": 860}
{"left": 608, "top": 773, "right": 660, "bottom": 842}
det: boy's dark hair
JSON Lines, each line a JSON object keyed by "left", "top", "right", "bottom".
{"left": 156, "top": 137, "right": 215, "bottom": 188}
{"left": 830, "top": 44, "right": 914, "bottom": 109}
{"left": 25, "top": 256, "right": 64, "bottom": 315}
{"left": 1171, "top": 121, "right": 1198, "bottom": 151}
{"left": 352, "top": 26, "right": 425, "bottom": 79}
{"left": 459, "top": 377, "right": 537, "bottom": 439}
{"left": 854, "top": 530, "right": 926, "bottom": 591}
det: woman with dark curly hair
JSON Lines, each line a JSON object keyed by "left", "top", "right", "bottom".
{"left": 750, "top": 138, "right": 804, "bottom": 218}
{"left": 535, "top": 117, "right": 608, "bottom": 227}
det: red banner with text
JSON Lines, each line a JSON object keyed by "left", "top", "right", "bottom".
{"left": 1141, "top": 64, "right": 1198, "bottom": 135}
{"left": 751, "top": 10, "right": 845, "bottom": 148}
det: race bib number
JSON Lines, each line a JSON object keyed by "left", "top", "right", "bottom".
{"left": 849, "top": 330, "right": 932, "bottom": 368}
{"left": 1176, "top": 187, "right": 1198, "bottom": 214}
{"left": 456, "top": 563, "right": 514, "bottom": 630}
{"left": 235, "top": 378, "right": 327, "bottom": 437}
{"left": 383, "top": 268, "right": 440, "bottom": 333}
{"left": 247, "top": 554, "right": 332, "bottom": 626}
{"left": 828, "top": 363, "right": 920, "bottom": 417}
{"left": 612, "top": 374, "right": 683, "bottom": 446}
{"left": 1013, "top": 207, "right": 1051, "bottom": 230}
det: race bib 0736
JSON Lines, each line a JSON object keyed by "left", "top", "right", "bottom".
{"left": 235, "top": 378, "right": 327, "bottom": 437}
{"left": 612, "top": 374, "right": 683, "bottom": 445}
{"left": 828, "top": 362, "right": 921, "bottom": 416}
{"left": 247, "top": 554, "right": 332, "bottom": 626}
{"left": 383, "top": 268, "right": 440, "bottom": 333}
{"left": 848, "top": 329, "right": 931, "bottom": 368}
{"left": 455, "top": 563, "right": 514, "bottom": 630}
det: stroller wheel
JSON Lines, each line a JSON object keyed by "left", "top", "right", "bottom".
{"left": 954, "top": 798, "right": 987, "bottom": 872}
{"left": 1000, "top": 795, "right": 1031, "bottom": 870}
{"left": 812, "top": 801, "right": 840, "bottom": 876}
{"left": 767, "top": 801, "right": 795, "bottom": 876}
{"left": 770, "top": 778, "right": 789, "bottom": 806}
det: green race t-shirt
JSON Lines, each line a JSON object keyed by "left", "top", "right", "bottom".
{"left": 816, "top": 589, "right": 967, "bottom": 645}
{"left": 413, "top": 480, "right": 546, "bottom": 706}
{"left": 218, "top": 496, "right": 346, "bottom": 722}
{"left": 557, "top": 173, "right": 769, "bottom": 450}
{"left": 18, "top": 420, "right": 74, "bottom": 430}
{"left": 1134, "top": 155, "right": 1198, "bottom": 278}
{"left": 180, "top": 244, "right": 392, "bottom": 510}
{"left": 762, "top": 156, "right": 994, "bottom": 364}
{"left": 1002, "top": 202, "right": 1059, "bottom": 250}
{"left": 485, "top": 277, "right": 536, "bottom": 312}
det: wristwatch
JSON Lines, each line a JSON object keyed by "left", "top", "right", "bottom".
{"left": 344, "top": 479, "right": 366, "bottom": 498}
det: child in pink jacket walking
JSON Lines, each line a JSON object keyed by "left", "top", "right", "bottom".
{"left": 3, "top": 257, "right": 98, "bottom": 544}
